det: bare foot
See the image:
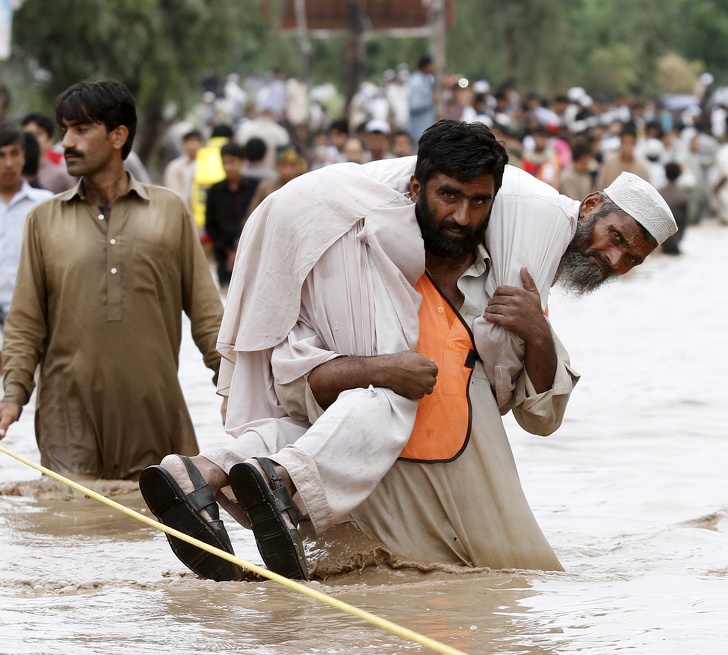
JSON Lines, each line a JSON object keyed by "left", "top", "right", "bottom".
{"left": 159, "top": 454, "right": 227, "bottom": 522}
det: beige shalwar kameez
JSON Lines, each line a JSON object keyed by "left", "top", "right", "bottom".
{"left": 2, "top": 175, "right": 223, "bottom": 480}
{"left": 203, "top": 162, "right": 579, "bottom": 570}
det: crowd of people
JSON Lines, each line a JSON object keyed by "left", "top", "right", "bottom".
{"left": 0, "top": 65, "right": 694, "bottom": 582}
{"left": 155, "top": 63, "right": 728, "bottom": 269}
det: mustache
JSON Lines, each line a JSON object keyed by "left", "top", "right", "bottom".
{"left": 438, "top": 219, "right": 474, "bottom": 237}
{"left": 585, "top": 250, "right": 614, "bottom": 276}
{"left": 64, "top": 149, "right": 83, "bottom": 158}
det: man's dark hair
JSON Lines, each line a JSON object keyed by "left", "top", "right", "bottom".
{"left": 620, "top": 122, "right": 638, "bottom": 139}
{"left": 22, "top": 131, "right": 40, "bottom": 177}
{"left": 417, "top": 55, "right": 433, "bottom": 70}
{"left": 182, "top": 129, "right": 203, "bottom": 142}
{"left": 21, "top": 113, "right": 55, "bottom": 139}
{"left": 414, "top": 119, "right": 509, "bottom": 191}
{"left": 328, "top": 118, "right": 349, "bottom": 134}
{"left": 665, "top": 161, "right": 682, "bottom": 182}
{"left": 571, "top": 141, "right": 592, "bottom": 162}
{"left": 245, "top": 137, "right": 267, "bottom": 162}
{"left": 220, "top": 142, "right": 246, "bottom": 160}
{"left": 0, "top": 122, "right": 24, "bottom": 149}
{"left": 54, "top": 80, "right": 137, "bottom": 159}
{"left": 210, "top": 124, "right": 234, "bottom": 139}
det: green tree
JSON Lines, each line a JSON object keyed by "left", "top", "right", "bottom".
{"left": 11, "top": 0, "right": 265, "bottom": 164}
{"left": 680, "top": 0, "right": 728, "bottom": 85}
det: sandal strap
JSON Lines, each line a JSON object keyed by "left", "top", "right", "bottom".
{"left": 179, "top": 456, "right": 221, "bottom": 522}
{"left": 256, "top": 457, "right": 300, "bottom": 526}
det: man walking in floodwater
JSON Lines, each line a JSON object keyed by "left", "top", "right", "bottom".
{"left": 140, "top": 120, "right": 677, "bottom": 581}
{"left": 0, "top": 80, "right": 223, "bottom": 480}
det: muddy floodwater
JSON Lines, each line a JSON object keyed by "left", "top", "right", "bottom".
{"left": 1, "top": 221, "right": 726, "bottom": 655}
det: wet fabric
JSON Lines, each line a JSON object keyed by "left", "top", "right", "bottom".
{"left": 204, "top": 161, "right": 578, "bottom": 570}
{"left": 2, "top": 175, "right": 223, "bottom": 479}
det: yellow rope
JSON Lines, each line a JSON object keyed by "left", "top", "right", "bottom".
{"left": 0, "top": 444, "right": 471, "bottom": 655}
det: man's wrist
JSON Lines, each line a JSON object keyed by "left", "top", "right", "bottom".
{"left": 2, "top": 382, "right": 29, "bottom": 407}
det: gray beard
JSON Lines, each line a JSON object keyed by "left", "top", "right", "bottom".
{"left": 554, "top": 250, "right": 615, "bottom": 298}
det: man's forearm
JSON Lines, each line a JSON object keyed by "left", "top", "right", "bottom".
{"left": 307, "top": 350, "right": 438, "bottom": 409}
{"left": 522, "top": 332, "right": 558, "bottom": 394}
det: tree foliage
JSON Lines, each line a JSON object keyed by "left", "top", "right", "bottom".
{"left": 7, "top": 0, "right": 728, "bottom": 163}
{"left": 11, "top": 0, "right": 263, "bottom": 160}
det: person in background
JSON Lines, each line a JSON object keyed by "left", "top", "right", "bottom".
{"left": 242, "top": 137, "right": 278, "bottom": 182}
{"left": 20, "top": 131, "right": 43, "bottom": 188}
{"left": 659, "top": 161, "right": 689, "bottom": 255}
{"left": 342, "top": 136, "right": 366, "bottom": 164}
{"left": 559, "top": 140, "right": 596, "bottom": 200}
{"left": 204, "top": 142, "right": 259, "bottom": 289}
{"left": 163, "top": 129, "right": 204, "bottom": 207}
{"left": 597, "top": 122, "right": 650, "bottom": 190}
{"left": 391, "top": 130, "right": 414, "bottom": 158}
{"left": 408, "top": 55, "right": 437, "bottom": 143}
{"left": 522, "top": 124, "right": 561, "bottom": 189}
{"left": 364, "top": 120, "right": 394, "bottom": 162}
{"left": 327, "top": 119, "right": 350, "bottom": 162}
{"left": 21, "top": 112, "right": 77, "bottom": 193}
{"left": 0, "top": 124, "right": 52, "bottom": 374}
{"left": 242, "top": 144, "right": 308, "bottom": 227}
{"left": 235, "top": 105, "right": 290, "bottom": 170}
{"left": 0, "top": 80, "right": 223, "bottom": 480}
{"left": 191, "top": 123, "right": 233, "bottom": 233}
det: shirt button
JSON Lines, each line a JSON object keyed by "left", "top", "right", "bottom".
{"left": 437, "top": 307, "right": 445, "bottom": 313}
{"left": 110, "top": 267, "right": 118, "bottom": 274}
{"left": 98, "top": 214, "right": 105, "bottom": 220}
{"left": 109, "top": 239, "right": 116, "bottom": 245}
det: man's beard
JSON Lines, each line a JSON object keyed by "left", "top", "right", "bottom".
{"left": 555, "top": 214, "right": 615, "bottom": 297}
{"left": 416, "top": 194, "right": 488, "bottom": 259}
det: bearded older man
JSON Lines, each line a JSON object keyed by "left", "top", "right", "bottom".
{"left": 140, "top": 120, "right": 677, "bottom": 582}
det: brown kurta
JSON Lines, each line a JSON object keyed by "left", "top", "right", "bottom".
{"left": 2, "top": 175, "right": 223, "bottom": 480}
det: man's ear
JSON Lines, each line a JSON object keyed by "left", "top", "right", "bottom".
{"left": 410, "top": 175, "right": 421, "bottom": 202}
{"left": 110, "top": 125, "right": 129, "bottom": 152}
{"left": 578, "top": 191, "right": 602, "bottom": 220}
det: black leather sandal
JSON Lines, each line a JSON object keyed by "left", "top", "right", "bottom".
{"left": 228, "top": 458, "right": 310, "bottom": 580}
{"left": 139, "top": 456, "right": 244, "bottom": 581}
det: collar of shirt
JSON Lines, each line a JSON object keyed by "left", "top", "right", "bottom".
{"left": 2, "top": 180, "right": 47, "bottom": 208}
{"left": 458, "top": 243, "right": 491, "bottom": 326}
{"left": 60, "top": 171, "right": 151, "bottom": 204}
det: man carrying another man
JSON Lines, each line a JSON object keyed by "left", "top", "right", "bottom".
{"left": 140, "top": 120, "right": 676, "bottom": 581}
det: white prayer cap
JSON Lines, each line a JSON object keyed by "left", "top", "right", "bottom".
{"left": 603, "top": 172, "right": 678, "bottom": 245}
{"left": 567, "top": 86, "right": 586, "bottom": 102}
{"left": 473, "top": 79, "right": 490, "bottom": 94}
{"left": 365, "top": 119, "right": 391, "bottom": 135}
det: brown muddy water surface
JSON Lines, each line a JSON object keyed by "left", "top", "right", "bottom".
{"left": 1, "top": 222, "right": 726, "bottom": 655}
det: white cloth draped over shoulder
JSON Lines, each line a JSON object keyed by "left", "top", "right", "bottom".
{"left": 216, "top": 162, "right": 426, "bottom": 428}
{"left": 360, "top": 157, "right": 579, "bottom": 409}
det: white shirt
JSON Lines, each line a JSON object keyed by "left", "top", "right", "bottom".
{"left": 0, "top": 181, "right": 52, "bottom": 315}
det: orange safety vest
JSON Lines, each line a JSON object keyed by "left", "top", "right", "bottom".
{"left": 399, "top": 273, "right": 477, "bottom": 463}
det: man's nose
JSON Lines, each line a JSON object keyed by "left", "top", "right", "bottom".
{"left": 451, "top": 200, "right": 470, "bottom": 225}
{"left": 604, "top": 247, "right": 624, "bottom": 273}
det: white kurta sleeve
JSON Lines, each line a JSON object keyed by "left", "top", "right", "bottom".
{"left": 507, "top": 328, "right": 580, "bottom": 436}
